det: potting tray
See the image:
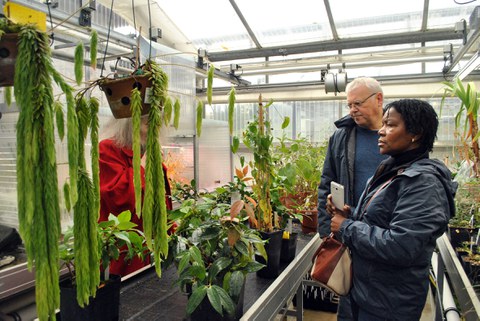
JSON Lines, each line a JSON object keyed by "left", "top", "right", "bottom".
{"left": 119, "top": 224, "right": 320, "bottom": 320}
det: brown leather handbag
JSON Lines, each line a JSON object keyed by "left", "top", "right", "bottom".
{"left": 310, "top": 233, "right": 352, "bottom": 296}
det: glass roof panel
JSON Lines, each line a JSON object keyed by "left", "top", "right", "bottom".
{"left": 329, "top": 0, "right": 424, "bottom": 38}
{"left": 155, "top": 0, "right": 252, "bottom": 52}
{"left": 428, "top": 1, "right": 477, "bottom": 29}
{"left": 234, "top": 0, "right": 332, "bottom": 47}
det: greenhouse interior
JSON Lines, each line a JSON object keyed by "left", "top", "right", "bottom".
{"left": 1, "top": 0, "right": 480, "bottom": 320}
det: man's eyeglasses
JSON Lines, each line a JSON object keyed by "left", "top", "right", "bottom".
{"left": 346, "top": 92, "right": 378, "bottom": 110}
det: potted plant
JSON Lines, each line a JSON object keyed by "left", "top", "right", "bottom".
{"left": 441, "top": 79, "right": 480, "bottom": 177}
{"left": 273, "top": 135, "right": 327, "bottom": 234}
{"left": 239, "top": 94, "right": 290, "bottom": 278}
{"left": 448, "top": 177, "right": 480, "bottom": 248}
{"left": 441, "top": 79, "right": 480, "bottom": 247}
{"left": 168, "top": 194, "right": 266, "bottom": 320}
{"left": 0, "top": 16, "right": 81, "bottom": 321}
{"left": 59, "top": 210, "right": 148, "bottom": 321}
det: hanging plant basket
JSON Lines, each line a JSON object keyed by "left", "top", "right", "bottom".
{"left": 0, "top": 33, "right": 19, "bottom": 87}
{"left": 99, "top": 74, "right": 152, "bottom": 119}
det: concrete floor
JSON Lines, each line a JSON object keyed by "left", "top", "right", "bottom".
{"left": 275, "top": 288, "right": 435, "bottom": 321}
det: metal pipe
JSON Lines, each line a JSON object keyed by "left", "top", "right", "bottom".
{"left": 431, "top": 252, "right": 461, "bottom": 321}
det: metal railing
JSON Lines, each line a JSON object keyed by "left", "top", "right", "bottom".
{"left": 432, "top": 233, "right": 480, "bottom": 321}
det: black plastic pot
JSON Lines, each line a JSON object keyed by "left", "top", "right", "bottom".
{"left": 280, "top": 232, "right": 298, "bottom": 263}
{"left": 255, "top": 229, "right": 283, "bottom": 279}
{"left": 59, "top": 274, "right": 121, "bottom": 321}
{"left": 449, "top": 226, "right": 478, "bottom": 249}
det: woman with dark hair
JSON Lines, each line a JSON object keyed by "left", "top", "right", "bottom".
{"left": 99, "top": 115, "right": 173, "bottom": 277}
{"left": 328, "top": 99, "right": 457, "bottom": 321}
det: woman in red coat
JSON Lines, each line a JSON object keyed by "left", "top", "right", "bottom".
{"left": 99, "top": 116, "right": 172, "bottom": 277}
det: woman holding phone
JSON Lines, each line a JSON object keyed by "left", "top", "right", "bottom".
{"left": 327, "top": 99, "right": 457, "bottom": 321}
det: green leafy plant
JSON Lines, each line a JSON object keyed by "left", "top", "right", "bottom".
{"left": 1, "top": 17, "right": 77, "bottom": 321}
{"left": 59, "top": 210, "right": 148, "bottom": 295}
{"left": 241, "top": 95, "right": 289, "bottom": 232}
{"left": 450, "top": 178, "right": 480, "bottom": 228}
{"left": 168, "top": 195, "right": 266, "bottom": 317}
{"left": 441, "top": 79, "right": 480, "bottom": 177}
{"left": 273, "top": 135, "right": 327, "bottom": 213}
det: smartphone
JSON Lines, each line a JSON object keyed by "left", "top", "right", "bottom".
{"left": 330, "top": 181, "right": 345, "bottom": 210}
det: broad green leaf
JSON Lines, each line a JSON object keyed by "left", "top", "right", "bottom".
{"left": 117, "top": 210, "right": 132, "bottom": 222}
{"left": 228, "top": 271, "right": 244, "bottom": 299}
{"left": 212, "top": 285, "right": 235, "bottom": 316}
{"left": 186, "top": 285, "right": 207, "bottom": 314}
{"left": 117, "top": 221, "right": 137, "bottom": 230}
{"left": 177, "top": 253, "right": 190, "bottom": 274}
{"left": 189, "top": 246, "right": 203, "bottom": 265}
{"left": 209, "top": 257, "right": 232, "bottom": 280}
{"left": 207, "top": 285, "right": 223, "bottom": 315}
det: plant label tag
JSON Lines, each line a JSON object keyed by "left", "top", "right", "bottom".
{"left": 144, "top": 87, "right": 152, "bottom": 104}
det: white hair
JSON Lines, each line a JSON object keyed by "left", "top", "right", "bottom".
{"left": 346, "top": 77, "right": 383, "bottom": 95}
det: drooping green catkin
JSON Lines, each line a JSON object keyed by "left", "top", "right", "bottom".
{"left": 142, "top": 60, "right": 170, "bottom": 275}
{"left": 74, "top": 170, "right": 98, "bottom": 307}
{"left": 75, "top": 97, "right": 90, "bottom": 169}
{"left": 16, "top": 26, "right": 59, "bottom": 319}
{"left": 153, "top": 142, "right": 168, "bottom": 276}
{"left": 196, "top": 100, "right": 203, "bottom": 137}
{"left": 131, "top": 88, "right": 143, "bottom": 217}
{"left": 63, "top": 181, "right": 71, "bottom": 212}
{"left": 142, "top": 106, "right": 160, "bottom": 251}
{"left": 33, "top": 174, "right": 50, "bottom": 320}
{"left": 42, "top": 99, "right": 61, "bottom": 312}
{"left": 90, "top": 30, "right": 98, "bottom": 68}
{"left": 228, "top": 86, "right": 236, "bottom": 136}
{"left": 13, "top": 24, "right": 73, "bottom": 321}
{"left": 163, "top": 96, "right": 172, "bottom": 126}
{"left": 66, "top": 89, "right": 78, "bottom": 206}
{"left": 207, "top": 64, "right": 214, "bottom": 105}
{"left": 54, "top": 101, "right": 65, "bottom": 140}
{"left": 4, "top": 87, "right": 12, "bottom": 107}
{"left": 50, "top": 67, "right": 78, "bottom": 208}
{"left": 74, "top": 42, "right": 84, "bottom": 86}
{"left": 173, "top": 98, "right": 181, "bottom": 129}
{"left": 15, "top": 26, "right": 36, "bottom": 233}
{"left": 89, "top": 97, "right": 100, "bottom": 220}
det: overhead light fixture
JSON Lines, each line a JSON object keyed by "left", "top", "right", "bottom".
{"left": 455, "top": 51, "right": 480, "bottom": 80}
{"left": 325, "top": 72, "right": 347, "bottom": 95}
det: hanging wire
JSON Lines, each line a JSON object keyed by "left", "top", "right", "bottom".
{"left": 101, "top": 0, "right": 115, "bottom": 77}
{"left": 131, "top": 0, "right": 137, "bottom": 36}
{"left": 45, "top": 0, "right": 55, "bottom": 45}
{"left": 147, "top": 0, "right": 152, "bottom": 60}
{"left": 131, "top": 0, "right": 139, "bottom": 69}
{"left": 454, "top": 0, "right": 477, "bottom": 4}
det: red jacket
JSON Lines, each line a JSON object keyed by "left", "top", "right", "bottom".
{"left": 99, "top": 139, "right": 172, "bottom": 276}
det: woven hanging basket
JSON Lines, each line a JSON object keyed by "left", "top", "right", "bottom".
{"left": 0, "top": 33, "right": 19, "bottom": 87}
{"left": 99, "top": 74, "right": 152, "bottom": 119}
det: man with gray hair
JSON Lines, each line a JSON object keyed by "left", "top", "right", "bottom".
{"left": 317, "top": 77, "right": 386, "bottom": 320}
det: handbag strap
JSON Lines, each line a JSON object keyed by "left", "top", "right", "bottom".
{"left": 358, "top": 175, "right": 395, "bottom": 220}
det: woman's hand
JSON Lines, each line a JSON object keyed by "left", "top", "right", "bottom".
{"left": 327, "top": 194, "right": 351, "bottom": 233}
{"left": 141, "top": 152, "right": 147, "bottom": 168}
